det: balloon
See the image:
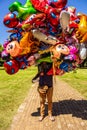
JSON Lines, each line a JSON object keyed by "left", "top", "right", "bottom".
{"left": 69, "top": 45, "right": 78, "bottom": 54}
{"left": 15, "top": 54, "right": 36, "bottom": 69}
{"left": 9, "top": 32, "right": 22, "bottom": 41}
{"left": 51, "top": 44, "right": 70, "bottom": 59}
{"left": 76, "top": 14, "right": 87, "bottom": 43}
{"left": 79, "top": 43, "right": 87, "bottom": 60}
{"left": 9, "top": 1, "right": 37, "bottom": 20}
{"left": 47, "top": 8, "right": 60, "bottom": 26}
{"left": 60, "top": 10, "right": 70, "bottom": 32}
{"left": 19, "top": 61, "right": 27, "bottom": 69}
{"left": 64, "top": 44, "right": 78, "bottom": 60}
{"left": 3, "top": 40, "right": 9, "bottom": 48}
{"left": 66, "top": 6, "right": 77, "bottom": 21}
{"left": 47, "top": 67, "right": 65, "bottom": 75}
{"left": 48, "top": 0, "right": 67, "bottom": 10}
{"left": 31, "top": 0, "right": 67, "bottom": 26}
{"left": 32, "top": 30, "right": 58, "bottom": 45}
{"left": 59, "top": 62, "right": 69, "bottom": 72}
{"left": 6, "top": 41, "right": 22, "bottom": 57}
{"left": 4, "top": 60, "right": 19, "bottom": 75}
{"left": 2, "top": 0, "right": 87, "bottom": 75}
{"left": 64, "top": 54, "right": 77, "bottom": 61}
{"left": 1, "top": 50, "right": 10, "bottom": 60}
{"left": 19, "top": 32, "right": 35, "bottom": 55}
{"left": 22, "top": 13, "right": 46, "bottom": 30}
{"left": 31, "top": 0, "right": 67, "bottom": 13}
{"left": 3, "top": 13, "right": 19, "bottom": 28}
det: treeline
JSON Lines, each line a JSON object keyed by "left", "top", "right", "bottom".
{"left": 79, "top": 58, "right": 87, "bottom": 68}
{"left": 0, "top": 44, "right": 4, "bottom": 66}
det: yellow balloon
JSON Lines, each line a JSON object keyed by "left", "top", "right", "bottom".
{"left": 76, "top": 14, "right": 87, "bottom": 42}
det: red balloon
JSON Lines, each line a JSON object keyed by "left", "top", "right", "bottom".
{"left": 50, "top": 0, "right": 67, "bottom": 10}
{"left": 3, "top": 13, "right": 19, "bottom": 28}
{"left": 4, "top": 60, "right": 19, "bottom": 75}
{"left": 19, "top": 61, "right": 27, "bottom": 69}
{"left": 47, "top": 67, "right": 65, "bottom": 75}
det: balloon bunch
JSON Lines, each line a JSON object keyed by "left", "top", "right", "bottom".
{"left": 1, "top": 0, "right": 87, "bottom": 75}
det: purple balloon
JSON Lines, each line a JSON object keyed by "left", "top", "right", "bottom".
{"left": 3, "top": 40, "right": 9, "bottom": 49}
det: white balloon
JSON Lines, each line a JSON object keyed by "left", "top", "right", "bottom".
{"left": 79, "top": 43, "right": 87, "bottom": 60}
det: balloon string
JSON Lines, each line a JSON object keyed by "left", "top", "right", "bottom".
{"left": 53, "top": 61, "right": 56, "bottom": 84}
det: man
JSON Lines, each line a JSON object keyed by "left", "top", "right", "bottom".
{"left": 37, "top": 62, "right": 55, "bottom": 121}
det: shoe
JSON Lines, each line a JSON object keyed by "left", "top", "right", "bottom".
{"left": 49, "top": 116, "right": 55, "bottom": 121}
{"left": 39, "top": 116, "right": 44, "bottom": 121}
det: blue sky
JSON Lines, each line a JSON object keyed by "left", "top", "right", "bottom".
{"left": 0, "top": 0, "right": 87, "bottom": 44}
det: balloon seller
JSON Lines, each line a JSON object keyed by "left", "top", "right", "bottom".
{"left": 2, "top": 0, "right": 87, "bottom": 121}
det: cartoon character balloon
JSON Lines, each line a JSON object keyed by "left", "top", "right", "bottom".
{"left": 51, "top": 44, "right": 70, "bottom": 59}
{"left": 3, "top": 13, "right": 19, "bottom": 28}
{"left": 6, "top": 41, "right": 22, "bottom": 57}
{"left": 4, "top": 60, "right": 19, "bottom": 75}
{"left": 76, "top": 14, "right": 87, "bottom": 43}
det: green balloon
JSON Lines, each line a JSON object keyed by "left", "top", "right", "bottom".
{"left": 9, "top": 0, "right": 37, "bottom": 20}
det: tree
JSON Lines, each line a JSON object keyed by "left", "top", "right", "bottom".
{"left": 0, "top": 44, "right": 4, "bottom": 66}
{"left": 0, "top": 44, "right": 3, "bottom": 52}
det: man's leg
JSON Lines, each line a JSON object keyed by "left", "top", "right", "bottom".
{"left": 38, "top": 91, "right": 46, "bottom": 121}
{"left": 46, "top": 87, "right": 55, "bottom": 121}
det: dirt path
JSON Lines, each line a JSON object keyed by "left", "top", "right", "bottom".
{"left": 9, "top": 77, "right": 87, "bottom": 130}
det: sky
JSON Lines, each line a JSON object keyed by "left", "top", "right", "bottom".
{"left": 0, "top": 0, "right": 87, "bottom": 44}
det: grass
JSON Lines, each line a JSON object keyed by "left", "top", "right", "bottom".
{"left": 59, "top": 68, "right": 87, "bottom": 99}
{"left": 0, "top": 66, "right": 37, "bottom": 130}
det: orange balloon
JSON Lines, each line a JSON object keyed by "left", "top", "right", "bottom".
{"left": 51, "top": 44, "right": 70, "bottom": 59}
{"left": 6, "top": 41, "right": 22, "bottom": 57}
{"left": 76, "top": 14, "right": 87, "bottom": 43}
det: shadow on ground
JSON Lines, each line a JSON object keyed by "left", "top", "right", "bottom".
{"left": 31, "top": 100, "right": 87, "bottom": 120}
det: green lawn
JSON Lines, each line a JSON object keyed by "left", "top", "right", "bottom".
{"left": 0, "top": 66, "right": 37, "bottom": 130}
{"left": 59, "top": 69, "right": 87, "bottom": 99}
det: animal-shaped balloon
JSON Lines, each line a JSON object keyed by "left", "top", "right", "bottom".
{"left": 22, "top": 13, "right": 46, "bottom": 30}
{"left": 3, "top": 54, "right": 37, "bottom": 74}
{"left": 9, "top": 0, "right": 37, "bottom": 20}
{"left": 76, "top": 14, "right": 87, "bottom": 43}
{"left": 31, "top": 0, "right": 67, "bottom": 26}
{"left": 4, "top": 60, "right": 19, "bottom": 75}
{"left": 3, "top": 13, "right": 19, "bottom": 28}
{"left": 6, "top": 41, "right": 22, "bottom": 57}
{"left": 51, "top": 44, "right": 70, "bottom": 59}
{"left": 31, "top": 0, "right": 67, "bottom": 13}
